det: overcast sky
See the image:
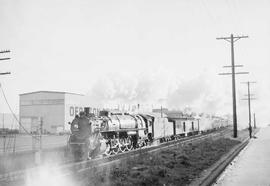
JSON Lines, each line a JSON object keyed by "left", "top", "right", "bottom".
{"left": 0, "top": 0, "right": 270, "bottom": 127}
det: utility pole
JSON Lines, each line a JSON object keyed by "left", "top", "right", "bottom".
{"left": 40, "top": 117, "right": 43, "bottom": 151}
{"left": 0, "top": 50, "right": 11, "bottom": 76}
{"left": 2, "top": 113, "right": 4, "bottom": 129}
{"left": 217, "top": 34, "right": 249, "bottom": 138}
{"left": 241, "top": 81, "right": 256, "bottom": 138}
{"left": 2, "top": 113, "right": 6, "bottom": 153}
{"left": 35, "top": 117, "right": 43, "bottom": 165}
{"left": 0, "top": 50, "right": 11, "bottom": 61}
{"left": 0, "top": 50, "right": 11, "bottom": 154}
{"left": 197, "top": 118, "right": 200, "bottom": 132}
{"left": 253, "top": 113, "right": 256, "bottom": 129}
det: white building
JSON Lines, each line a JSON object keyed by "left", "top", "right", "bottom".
{"left": 19, "top": 91, "right": 87, "bottom": 134}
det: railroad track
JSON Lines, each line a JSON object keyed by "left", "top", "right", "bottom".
{"left": 0, "top": 128, "right": 231, "bottom": 185}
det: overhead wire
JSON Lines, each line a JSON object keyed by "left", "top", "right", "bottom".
{"left": 199, "top": 0, "right": 243, "bottom": 33}
{"left": 6, "top": 117, "right": 16, "bottom": 153}
{"left": 0, "top": 84, "right": 40, "bottom": 140}
{"left": 199, "top": 0, "right": 219, "bottom": 28}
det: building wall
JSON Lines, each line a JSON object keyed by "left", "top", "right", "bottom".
{"left": 19, "top": 91, "right": 98, "bottom": 133}
{"left": 20, "top": 92, "right": 65, "bottom": 133}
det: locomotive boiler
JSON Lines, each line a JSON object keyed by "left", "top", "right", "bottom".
{"left": 97, "top": 111, "right": 149, "bottom": 155}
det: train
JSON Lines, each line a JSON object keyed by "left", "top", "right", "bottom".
{"left": 67, "top": 110, "right": 229, "bottom": 161}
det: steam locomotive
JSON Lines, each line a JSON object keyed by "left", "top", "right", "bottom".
{"left": 67, "top": 110, "right": 228, "bottom": 161}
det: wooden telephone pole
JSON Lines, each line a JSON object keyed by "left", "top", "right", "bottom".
{"left": 217, "top": 34, "right": 249, "bottom": 138}
{"left": 241, "top": 81, "right": 256, "bottom": 138}
{"left": 0, "top": 50, "right": 11, "bottom": 76}
{"left": 253, "top": 113, "right": 256, "bottom": 129}
{"left": 0, "top": 50, "right": 11, "bottom": 154}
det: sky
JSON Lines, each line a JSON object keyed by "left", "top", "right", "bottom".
{"left": 0, "top": 0, "right": 270, "bottom": 127}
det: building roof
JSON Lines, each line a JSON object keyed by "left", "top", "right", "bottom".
{"left": 19, "top": 91, "right": 84, "bottom": 96}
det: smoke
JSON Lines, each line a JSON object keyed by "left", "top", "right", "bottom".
{"left": 85, "top": 69, "right": 230, "bottom": 114}
{"left": 85, "top": 70, "right": 171, "bottom": 108}
{"left": 167, "top": 74, "right": 207, "bottom": 109}
{"left": 25, "top": 164, "right": 76, "bottom": 186}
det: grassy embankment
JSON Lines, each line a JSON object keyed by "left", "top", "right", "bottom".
{"left": 80, "top": 131, "right": 246, "bottom": 186}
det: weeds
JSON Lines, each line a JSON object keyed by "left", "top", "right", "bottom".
{"left": 84, "top": 137, "right": 240, "bottom": 186}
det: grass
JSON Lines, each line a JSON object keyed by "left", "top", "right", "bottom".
{"left": 82, "top": 137, "right": 241, "bottom": 186}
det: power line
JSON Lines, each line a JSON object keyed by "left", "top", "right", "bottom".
{"left": 217, "top": 34, "right": 249, "bottom": 138}
{"left": 200, "top": 0, "right": 217, "bottom": 26}
{"left": 0, "top": 84, "right": 40, "bottom": 140}
{"left": 0, "top": 49, "right": 12, "bottom": 154}
{"left": 6, "top": 117, "right": 15, "bottom": 153}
